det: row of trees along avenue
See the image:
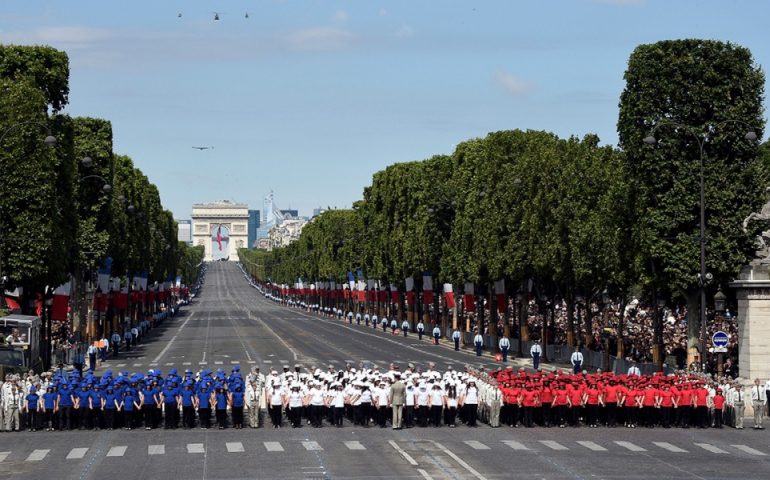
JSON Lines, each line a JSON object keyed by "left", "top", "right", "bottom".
{"left": 0, "top": 45, "right": 204, "bottom": 369}
{"left": 241, "top": 39, "right": 770, "bottom": 369}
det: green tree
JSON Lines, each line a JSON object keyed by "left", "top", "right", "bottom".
{"left": 618, "top": 39, "right": 766, "bottom": 353}
{"left": 0, "top": 45, "right": 70, "bottom": 112}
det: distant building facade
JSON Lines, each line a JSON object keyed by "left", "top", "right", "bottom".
{"left": 266, "top": 217, "right": 308, "bottom": 250}
{"left": 248, "top": 209, "right": 260, "bottom": 249}
{"left": 279, "top": 209, "right": 298, "bottom": 219}
{"left": 176, "top": 219, "right": 192, "bottom": 245}
{"left": 191, "top": 201, "right": 249, "bottom": 261}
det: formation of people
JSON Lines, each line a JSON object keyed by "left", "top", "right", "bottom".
{"left": 2, "top": 362, "right": 767, "bottom": 432}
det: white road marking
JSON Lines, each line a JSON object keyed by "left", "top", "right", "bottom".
{"left": 133, "top": 363, "right": 143, "bottom": 367}
{"left": 214, "top": 361, "right": 223, "bottom": 365}
{"left": 230, "top": 361, "right": 240, "bottom": 365}
{"left": 164, "top": 363, "right": 173, "bottom": 366}
{"left": 653, "top": 442, "right": 688, "bottom": 453}
{"left": 388, "top": 440, "right": 418, "bottom": 466}
{"left": 0, "top": 452, "right": 9, "bottom": 463}
{"left": 732, "top": 444, "right": 766, "bottom": 456}
{"left": 615, "top": 441, "right": 646, "bottom": 452}
{"left": 149, "top": 363, "right": 158, "bottom": 367}
{"left": 106, "top": 446, "right": 127, "bottom": 457}
{"left": 344, "top": 441, "right": 365, "bottom": 450}
{"left": 577, "top": 441, "right": 606, "bottom": 451}
{"left": 152, "top": 311, "right": 195, "bottom": 363}
{"left": 540, "top": 440, "right": 569, "bottom": 451}
{"left": 26, "top": 449, "right": 49, "bottom": 461}
{"left": 187, "top": 443, "right": 205, "bottom": 453}
{"left": 433, "top": 441, "right": 487, "bottom": 480}
{"left": 302, "top": 441, "right": 323, "bottom": 451}
{"left": 464, "top": 440, "right": 490, "bottom": 450}
{"left": 418, "top": 469, "right": 434, "bottom": 480}
{"left": 247, "top": 360, "right": 257, "bottom": 364}
{"left": 199, "top": 362, "right": 207, "bottom": 365}
{"left": 695, "top": 443, "right": 727, "bottom": 454}
{"left": 66, "top": 448, "right": 89, "bottom": 459}
{"left": 182, "top": 362, "right": 191, "bottom": 366}
{"left": 264, "top": 442, "right": 284, "bottom": 452}
{"left": 116, "top": 363, "right": 126, "bottom": 368}
{"left": 502, "top": 440, "right": 529, "bottom": 451}
{"left": 148, "top": 445, "right": 165, "bottom": 455}
{"left": 263, "top": 360, "right": 272, "bottom": 364}
{"left": 226, "top": 442, "right": 245, "bottom": 453}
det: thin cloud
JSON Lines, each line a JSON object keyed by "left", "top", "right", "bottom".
{"left": 288, "top": 27, "right": 354, "bottom": 51}
{"left": 395, "top": 24, "right": 414, "bottom": 38}
{"left": 378, "top": 8, "right": 388, "bottom": 17}
{"left": 494, "top": 71, "right": 533, "bottom": 96}
{"left": 6, "top": 26, "right": 112, "bottom": 50}
{"left": 592, "top": 0, "right": 644, "bottom": 5}
{"left": 333, "top": 10, "right": 349, "bottom": 24}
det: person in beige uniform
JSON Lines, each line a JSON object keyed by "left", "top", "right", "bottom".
{"left": 390, "top": 373, "right": 406, "bottom": 429}
{"left": 732, "top": 384, "right": 746, "bottom": 429}
{"left": 751, "top": 378, "right": 766, "bottom": 429}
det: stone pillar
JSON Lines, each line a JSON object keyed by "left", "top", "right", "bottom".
{"left": 730, "top": 264, "right": 770, "bottom": 419}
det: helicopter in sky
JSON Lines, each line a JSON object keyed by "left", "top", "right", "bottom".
{"left": 192, "top": 146, "right": 214, "bottom": 151}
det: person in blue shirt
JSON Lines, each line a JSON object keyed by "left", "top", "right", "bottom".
{"left": 229, "top": 384, "right": 245, "bottom": 429}
{"left": 102, "top": 386, "right": 117, "bottom": 430}
{"left": 91, "top": 384, "right": 103, "bottom": 430}
{"left": 24, "top": 386, "right": 40, "bottom": 432}
{"left": 214, "top": 386, "right": 229, "bottom": 429}
{"left": 57, "top": 382, "right": 74, "bottom": 430}
{"left": 75, "top": 384, "right": 92, "bottom": 430}
{"left": 119, "top": 390, "right": 136, "bottom": 429}
{"left": 195, "top": 385, "right": 212, "bottom": 429}
{"left": 180, "top": 383, "right": 196, "bottom": 429}
{"left": 42, "top": 386, "right": 58, "bottom": 431}
{"left": 140, "top": 383, "right": 157, "bottom": 430}
{"left": 162, "top": 383, "right": 180, "bottom": 429}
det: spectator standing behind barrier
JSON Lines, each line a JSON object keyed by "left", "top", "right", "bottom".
{"left": 530, "top": 340, "right": 542, "bottom": 370}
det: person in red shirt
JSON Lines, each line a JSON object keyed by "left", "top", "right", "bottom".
{"left": 552, "top": 383, "right": 569, "bottom": 428}
{"left": 539, "top": 381, "right": 554, "bottom": 427}
{"left": 658, "top": 384, "right": 674, "bottom": 428}
{"left": 694, "top": 382, "right": 710, "bottom": 428}
{"left": 712, "top": 388, "right": 726, "bottom": 428}
{"left": 503, "top": 383, "right": 521, "bottom": 427}
{"left": 678, "top": 383, "right": 693, "bottom": 428}
{"left": 623, "top": 383, "right": 640, "bottom": 428}
{"left": 520, "top": 384, "right": 538, "bottom": 428}
{"left": 567, "top": 382, "right": 584, "bottom": 427}
{"left": 583, "top": 383, "right": 601, "bottom": 428}
{"left": 641, "top": 384, "right": 659, "bottom": 427}
{"left": 603, "top": 380, "right": 619, "bottom": 427}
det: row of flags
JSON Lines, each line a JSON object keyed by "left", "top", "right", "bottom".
{"left": 270, "top": 274, "right": 510, "bottom": 313}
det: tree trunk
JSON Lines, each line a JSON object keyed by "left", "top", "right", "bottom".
{"left": 566, "top": 295, "right": 575, "bottom": 347}
{"left": 686, "top": 292, "right": 700, "bottom": 369}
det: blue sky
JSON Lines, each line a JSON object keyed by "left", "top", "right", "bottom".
{"left": 2, "top": 0, "right": 768, "bottom": 219}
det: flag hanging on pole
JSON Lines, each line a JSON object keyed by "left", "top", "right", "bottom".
{"left": 405, "top": 276, "right": 415, "bottom": 305}
{"left": 495, "top": 279, "right": 507, "bottom": 314}
{"left": 443, "top": 283, "right": 455, "bottom": 309}
{"left": 390, "top": 284, "right": 399, "bottom": 304}
{"left": 463, "top": 282, "right": 475, "bottom": 310}
{"left": 422, "top": 273, "right": 434, "bottom": 305}
{"left": 50, "top": 282, "right": 71, "bottom": 321}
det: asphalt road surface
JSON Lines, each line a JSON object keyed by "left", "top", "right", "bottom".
{"left": 2, "top": 262, "right": 768, "bottom": 480}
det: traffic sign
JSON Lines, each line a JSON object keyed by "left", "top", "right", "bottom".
{"left": 712, "top": 330, "right": 729, "bottom": 348}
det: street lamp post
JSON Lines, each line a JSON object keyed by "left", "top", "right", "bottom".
{"left": 643, "top": 120, "right": 758, "bottom": 372}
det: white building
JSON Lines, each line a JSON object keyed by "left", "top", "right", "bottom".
{"left": 266, "top": 217, "right": 308, "bottom": 250}
{"left": 191, "top": 201, "right": 249, "bottom": 261}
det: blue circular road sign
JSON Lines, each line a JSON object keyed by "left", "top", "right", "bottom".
{"left": 712, "top": 330, "right": 729, "bottom": 348}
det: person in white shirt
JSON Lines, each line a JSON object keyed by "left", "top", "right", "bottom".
{"left": 530, "top": 340, "right": 542, "bottom": 370}
{"left": 498, "top": 336, "right": 511, "bottom": 362}
{"left": 401, "top": 320, "right": 410, "bottom": 337}
{"left": 432, "top": 325, "right": 441, "bottom": 345}
{"left": 416, "top": 321, "right": 425, "bottom": 340}
{"left": 751, "top": 378, "right": 766, "bottom": 429}
{"left": 461, "top": 381, "right": 479, "bottom": 427}
{"left": 429, "top": 384, "right": 444, "bottom": 427}
{"left": 285, "top": 385, "right": 304, "bottom": 428}
{"left": 570, "top": 346, "right": 584, "bottom": 374}
{"left": 452, "top": 329, "right": 461, "bottom": 351}
{"left": 374, "top": 381, "right": 390, "bottom": 427}
{"left": 416, "top": 384, "right": 430, "bottom": 427}
{"left": 308, "top": 383, "right": 325, "bottom": 427}
{"left": 268, "top": 384, "right": 285, "bottom": 428}
{"left": 404, "top": 383, "right": 416, "bottom": 428}
{"left": 390, "top": 318, "right": 398, "bottom": 335}
{"left": 627, "top": 362, "right": 641, "bottom": 376}
{"left": 474, "top": 332, "right": 484, "bottom": 357}
{"left": 330, "top": 383, "right": 346, "bottom": 427}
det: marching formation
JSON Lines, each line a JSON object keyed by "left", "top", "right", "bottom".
{"left": 2, "top": 361, "right": 767, "bottom": 432}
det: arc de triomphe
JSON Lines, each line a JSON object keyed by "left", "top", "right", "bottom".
{"left": 191, "top": 201, "right": 249, "bottom": 261}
